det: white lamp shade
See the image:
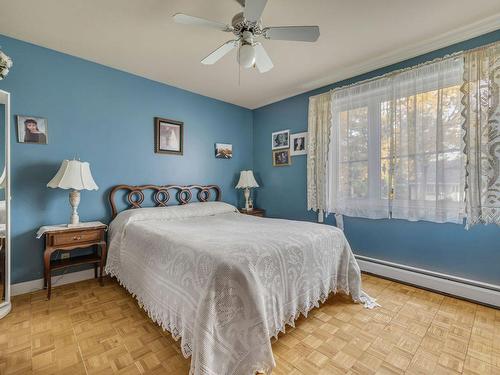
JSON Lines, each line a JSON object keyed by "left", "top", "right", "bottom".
{"left": 236, "top": 170, "right": 259, "bottom": 189}
{"left": 47, "top": 159, "right": 98, "bottom": 191}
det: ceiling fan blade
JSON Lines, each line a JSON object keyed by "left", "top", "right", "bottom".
{"left": 173, "top": 13, "right": 233, "bottom": 32}
{"left": 254, "top": 43, "right": 273, "bottom": 73}
{"left": 244, "top": 0, "right": 268, "bottom": 23}
{"left": 264, "top": 26, "right": 320, "bottom": 42}
{"left": 201, "top": 40, "right": 239, "bottom": 65}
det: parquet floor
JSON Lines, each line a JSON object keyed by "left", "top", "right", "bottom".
{"left": 0, "top": 274, "right": 499, "bottom": 375}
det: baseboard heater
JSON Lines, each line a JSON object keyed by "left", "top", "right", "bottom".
{"left": 355, "top": 254, "right": 500, "bottom": 308}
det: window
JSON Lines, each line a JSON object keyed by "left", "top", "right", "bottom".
{"left": 339, "top": 106, "right": 369, "bottom": 199}
{"left": 328, "top": 58, "right": 465, "bottom": 223}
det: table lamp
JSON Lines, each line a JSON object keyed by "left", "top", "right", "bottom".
{"left": 47, "top": 159, "right": 98, "bottom": 226}
{"left": 236, "top": 170, "right": 259, "bottom": 211}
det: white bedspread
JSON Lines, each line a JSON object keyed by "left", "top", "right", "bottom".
{"left": 106, "top": 202, "right": 377, "bottom": 375}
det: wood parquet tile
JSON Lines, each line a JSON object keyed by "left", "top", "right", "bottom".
{"left": 0, "top": 274, "right": 498, "bottom": 374}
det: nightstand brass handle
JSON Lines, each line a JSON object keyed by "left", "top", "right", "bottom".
{"left": 73, "top": 236, "right": 81, "bottom": 241}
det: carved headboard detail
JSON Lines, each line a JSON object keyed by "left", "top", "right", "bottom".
{"left": 109, "top": 184, "right": 222, "bottom": 219}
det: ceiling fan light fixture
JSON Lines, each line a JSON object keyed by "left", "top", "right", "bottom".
{"left": 238, "top": 44, "right": 256, "bottom": 69}
{"left": 173, "top": 0, "right": 320, "bottom": 73}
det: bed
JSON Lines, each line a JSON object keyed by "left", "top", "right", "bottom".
{"left": 105, "top": 184, "right": 377, "bottom": 375}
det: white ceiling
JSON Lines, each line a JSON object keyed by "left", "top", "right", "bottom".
{"left": 0, "top": 0, "right": 499, "bottom": 109}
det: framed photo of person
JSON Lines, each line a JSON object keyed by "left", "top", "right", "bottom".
{"left": 215, "top": 143, "right": 233, "bottom": 159}
{"left": 272, "top": 149, "right": 291, "bottom": 167}
{"left": 290, "top": 132, "right": 308, "bottom": 156}
{"left": 16, "top": 115, "right": 48, "bottom": 144}
{"left": 155, "top": 117, "right": 183, "bottom": 155}
{"left": 271, "top": 129, "right": 290, "bottom": 150}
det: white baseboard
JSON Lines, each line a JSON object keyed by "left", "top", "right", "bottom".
{"left": 12, "top": 269, "right": 95, "bottom": 296}
{"left": 356, "top": 255, "right": 500, "bottom": 308}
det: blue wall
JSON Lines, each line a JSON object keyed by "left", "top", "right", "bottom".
{"left": 253, "top": 30, "right": 500, "bottom": 286}
{"left": 2, "top": 30, "right": 500, "bottom": 286}
{"left": 0, "top": 35, "right": 253, "bottom": 284}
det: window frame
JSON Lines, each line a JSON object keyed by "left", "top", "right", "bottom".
{"left": 329, "top": 66, "right": 464, "bottom": 220}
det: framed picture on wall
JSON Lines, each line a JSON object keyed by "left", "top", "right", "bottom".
{"left": 271, "top": 129, "right": 289, "bottom": 150}
{"left": 155, "top": 117, "right": 183, "bottom": 155}
{"left": 290, "top": 132, "right": 308, "bottom": 156}
{"left": 215, "top": 143, "right": 233, "bottom": 159}
{"left": 273, "top": 149, "right": 291, "bottom": 167}
{"left": 16, "top": 115, "right": 48, "bottom": 144}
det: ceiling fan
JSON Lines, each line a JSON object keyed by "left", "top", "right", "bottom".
{"left": 173, "top": 0, "right": 320, "bottom": 73}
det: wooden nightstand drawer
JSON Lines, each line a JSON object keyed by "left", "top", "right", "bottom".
{"left": 238, "top": 208, "right": 265, "bottom": 217}
{"left": 49, "top": 229, "right": 102, "bottom": 247}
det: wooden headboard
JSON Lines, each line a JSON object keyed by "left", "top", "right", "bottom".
{"left": 109, "top": 184, "right": 221, "bottom": 219}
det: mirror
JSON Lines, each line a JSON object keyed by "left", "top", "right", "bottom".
{"left": 0, "top": 104, "right": 5, "bottom": 302}
{"left": 0, "top": 90, "right": 10, "bottom": 318}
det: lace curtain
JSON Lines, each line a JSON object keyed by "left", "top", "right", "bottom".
{"left": 462, "top": 42, "right": 500, "bottom": 228}
{"left": 308, "top": 42, "right": 500, "bottom": 226}
{"left": 328, "top": 78, "right": 391, "bottom": 219}
{"left": 307, "top": 92, "right": 331, "bottom": 221}
{"left": 390, "top": 58, "right": 465, "bottom": 223}
{"left": 326, "top": 57, "right": 465, "bottom": 223}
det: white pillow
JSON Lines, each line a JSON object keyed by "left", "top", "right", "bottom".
{"left": 110, "top": 201, "right": 237, "bottom": 234}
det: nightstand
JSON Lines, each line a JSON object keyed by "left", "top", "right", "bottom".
{"left": 238, "top": 208, "right": 265, "bottom": 217}
{"left": 37, "top": 222, "right": 107, "bottom": 299}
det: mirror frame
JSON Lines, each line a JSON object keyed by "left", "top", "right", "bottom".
{"left": 0, "top": 89, "right": 11, "bottom": 318}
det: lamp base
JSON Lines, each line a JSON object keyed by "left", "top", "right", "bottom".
{"left": 244, "top": 188, "right": 250, "bottom": 210}
{"left": 69, "top": 190, "right": 81, "bottom": 226}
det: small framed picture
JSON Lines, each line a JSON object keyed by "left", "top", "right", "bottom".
{"left": 155, "top": 117, "right": 183, "bottom": 155}
{"left": 16, "top": 115, "right": 48, "bottom": 144}
{"left": 273, "top": 149, "right": 291, "bottom": 167}
{"left": 215, "top": 143, "right": 233, "bottom": 159}
{"left": 290, "top": 132, "right": 308, "bottom": 156}
{"left": 271, "top": 129, "right": 290, "bottom": 150}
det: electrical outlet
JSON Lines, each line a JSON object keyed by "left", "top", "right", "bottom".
{"left": 60, "top": 253, "right": 70, "bottom": 260}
